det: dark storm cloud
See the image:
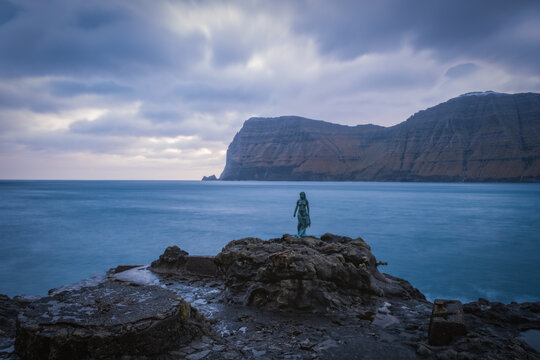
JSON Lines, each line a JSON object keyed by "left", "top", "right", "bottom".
{"left": 210, "top": 27, "right": 254, "bottom": 67}
{"left": 75, "top": 9, "right": 123, "bottom": 30}
{"left": 291, "top": 0, "right": 540, "bottom": 73}
{"left": 49, "top": 80, "right": 132, "bottom": 97}
{"left": 445, "top": 63, "right": 479, "bottom": 79}
{"left": 0, "top": 1, "right": 206, "bottom": 78}
{"left": 0, "top": 87, "right": 58, "bottom": 113}
{"left": 0, "top": 0, "right": 21, "bottom": 26}
{"left": 1, "top": 0, "right": 539, "bottom": 179}
{"left": 175, "top": 83, "right": 267, "bottom": 104}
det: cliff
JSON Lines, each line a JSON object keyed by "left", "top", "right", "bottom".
{"left": 220, "top": 92, "right": 540, "bottom": 181}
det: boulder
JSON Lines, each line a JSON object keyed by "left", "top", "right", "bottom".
{"left": 151, "top": 245, "right": 189, "bottom": 269}
{"left": 428, "top": 299, "right": 467, "bottom": 346}
{"left": 150, "top": 246, "right": 219, "bottom": 277}
{"left": 214, "top": 233, "right": 425, "bottom": 312}
{"left": 15, "top": 280, "right": 209, "bottom": 360}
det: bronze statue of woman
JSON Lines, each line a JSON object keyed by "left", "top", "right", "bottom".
{"left": 293, "top": 191, "right": 311, "bottom": 237}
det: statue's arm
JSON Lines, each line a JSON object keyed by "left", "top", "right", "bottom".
{"left": 293, "top": 202, "right": 298, "bottom": 217}
{"left": 307, "top": 201, "right": 310, "bottom": 215}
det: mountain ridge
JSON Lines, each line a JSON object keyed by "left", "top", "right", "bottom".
{"left": 220, "top": 92, "right": 540, "bottom": 182}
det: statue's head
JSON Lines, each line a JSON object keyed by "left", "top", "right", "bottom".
{"left": 300, "top": 191, "right": 306, "bottom": 199}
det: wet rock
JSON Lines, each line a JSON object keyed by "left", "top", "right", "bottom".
{"left": 222, "top": 350, "right": 241, "bottom": 359}
{"left": 520, "top": 329, "right": 540, "bottom": 353}
{"left": 299, "top": 338, "right": 315, "bottom": 350}
{"left": 107, "top": 265, "right": 142, "bottom": 274}
{"left": 464, "top": 298, "right": 540, "bottom": 330}
{"left": 356, "top": 310, "right": 375, "bottom": 321}
{"left": 429, "top": 299, "right": 467, "bottom": 346}
{"left": 214, "top": 233, "right": 425, "bottom": 312}
{"left": 313, "top": 338, "right": 339, "bottom": 352}
{"left": 252, "top": 348, "right": 266, "bottom": 357}
{"left": 15, "top": 280, "right": 209, "bottom": 359}
{"left": 436, "top": 349, "right": 458, "bottom": 360}
{"left": 186, "top": 349, "right": 211, "bottom": 360}
{"left": 0, "top": 294, "right": 21, "bottom": 358}
{"left": 150, "top": 246, "right": 219, "bottom": 277}
{"left": 416, "top": 343, "right": 432, "bottom": 357}
{"left": 212, "top": 344, "right": 225, "bottom": 352}
{"left": 151, "top": 245, "right": 189, "bottom": 269}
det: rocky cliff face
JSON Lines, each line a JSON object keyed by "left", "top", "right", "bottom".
{"left": 220, "top": 92, "right": 540, "bottom": 181}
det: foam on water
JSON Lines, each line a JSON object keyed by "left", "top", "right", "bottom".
{"left": 111, "top": 266, "right": 161, "bottom": 287}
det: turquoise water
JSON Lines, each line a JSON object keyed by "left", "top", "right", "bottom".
{"left": 0, "top": 180, "right": 539, "bottom": 303}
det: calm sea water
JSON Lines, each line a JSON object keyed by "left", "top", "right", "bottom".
{"left": 1, "top": 180, "right": 539, "bottom": 303}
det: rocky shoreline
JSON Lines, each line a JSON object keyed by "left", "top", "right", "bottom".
{"left": 1, "top": 234, "right": 539, "bottom": 359}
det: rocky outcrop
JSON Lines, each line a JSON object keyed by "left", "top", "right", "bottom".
{"left": 214, "top": 233, "right": 425, "bottom": 312}
{"left": 201, "top": 175, "right": 218, "bottom": 181}
{"left": 220, "top": 92, "right": 540, "bottom": 182}
{"left": 463, "top": 298, "right": 540, "bottom": 330}
{"left": 151, "top": 245, "right": 189, "bottom": 270}
{"left": 429, "top": 299, "right": 467, "bottom": 346}
{"left": 15, "top": 280, "right": 209, "bottom": 360}
{"left": 2, "top": 236, "right": 540, "bottom": 359}
{"left": 0, "top": 294, "right": 21, "bottom": 357}
{"left": 151, "top": 246, "right": 220, "bottom": 277}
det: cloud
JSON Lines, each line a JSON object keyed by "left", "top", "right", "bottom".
{"left": 445, "top": 63, "right": 479, "bottom": 79}
{"left": 49, "top": 80, "right": 132, "bottom": 97}
{"left": 1, "top": 0, "right": 539, "bottom": 179}
{"left": 0, "top": 0, "right": 21, "bottom": 26}
{"left": 75, "top": 8, "right": 123, "bottom": 30}
{"left": 290, "top": 0, "right": 540, "bottom": 73}
{"left": 0, "top": 0, "right": 206, "bottom": 78}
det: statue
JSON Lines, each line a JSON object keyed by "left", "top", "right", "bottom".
{"left": 293, "top": 191, "right": 311, "bottom": 237}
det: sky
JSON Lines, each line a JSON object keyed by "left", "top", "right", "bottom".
{"left": 1, "top": 0, "right": 539, "bottom": 180}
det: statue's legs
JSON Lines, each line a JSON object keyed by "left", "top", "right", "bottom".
{"left": 296, "top": 216, "right": 308, "bottom": 237}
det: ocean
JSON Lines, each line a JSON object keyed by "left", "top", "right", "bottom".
{"left": 1, "top": 180, "right": 539, "bottom": 303}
